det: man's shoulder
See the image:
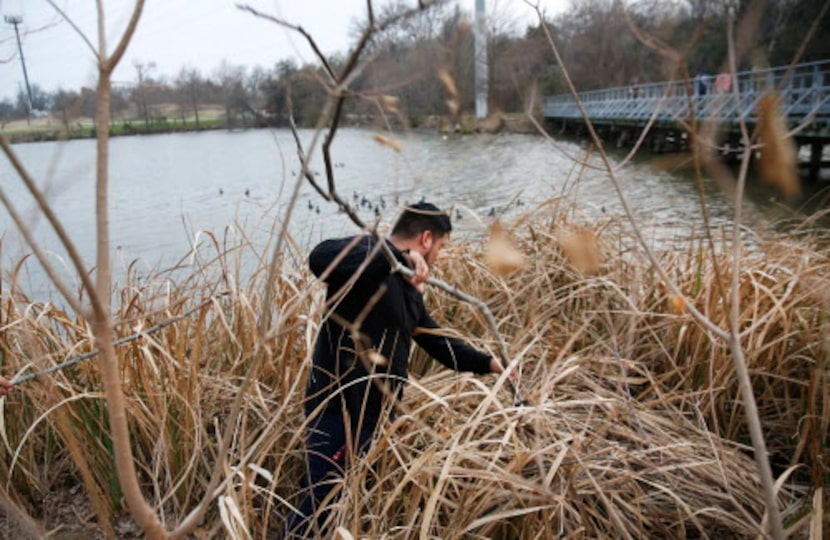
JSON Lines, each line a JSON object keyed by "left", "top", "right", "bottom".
{"left": 310, "top": 235, "right": 383, "bottom": 267}
{"left": 312, "top": 234, "right": 374, "bottom": 251}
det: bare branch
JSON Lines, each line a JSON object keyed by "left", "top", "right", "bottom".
{"left": 45, "top": 0, "right": 99, "bottom": 60}
{"left": 724, "top": 8, "right": 785, "bottom": 538}
{"left": 529, "top": 3, "right": 729, "bottom": 342}
{"left": 288, "top": 112, "right": 332, "bottom": 202}
{"left": 235, "top": 4, "right": 336, "bottom": 82}
{"left": 0, "top": 186, "right": 88, "bottom": 317}
{"left": 87, "top": 1, "right": 167, "bottom": 537}
{"left": 273, "top": 0, "right": 521, "bottom": 404}
{"left": 106, "top": 0, "right": 146, "bottom": 72}
{"left": 0, "top": 135, "right": 103, "bottom": 316}
{"left": 616, "top": 2, "right": 730, "bottom": 325}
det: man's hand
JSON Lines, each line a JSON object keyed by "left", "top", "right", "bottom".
{"left": 0, "top": 377, "right": 14, "bottom": 397}
{"left": 403, "top": 249, "right": 429, "bottom": 293}
{"left": 489, "top": 357, "right": 518, "bottom": 382}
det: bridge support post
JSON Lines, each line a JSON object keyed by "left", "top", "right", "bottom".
{"left": 650, "top": 130, "right": 665, "bottom": 153}
{"left": 808, "top": 142, "right": 823, "bottom": 183}
{"left": 617, "top": 129, "right": 629, "bottom": 148}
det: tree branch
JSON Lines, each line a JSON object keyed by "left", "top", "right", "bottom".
{"left": 274, "top": 0, "right": 521, "bottom": 404}
{"left": 45, "top": 0, "right": 99, "bottom": 60}
{"left": 723, "top": 8, "right": 784, "bottom": 538}
{"left": 90, "top": 1, "right": 167, "bottom": 537}
{"left": 0, "top": 187, "right": 87, "bottom": 317}
{"left": 0, "top": 135, "right": 103, "bottom": 317}
{"left": 235, "top": 4, "right": 336, "bottom": 82}
{"left": 529, "top": 3, "right": 728, "bottom": 342}
{"left": 106, "top": 0, "right": 146, "bottom": 72}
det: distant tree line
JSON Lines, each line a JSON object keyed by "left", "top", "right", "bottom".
{"left": 552, "top": 0, "right": 829, "bottom": 92}
{"left": 1, "top": 0, "right": 825, "bottom": 130}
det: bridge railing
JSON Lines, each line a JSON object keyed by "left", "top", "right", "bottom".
{"left": 544, "top": 60, "right": 830, "bottom": 131}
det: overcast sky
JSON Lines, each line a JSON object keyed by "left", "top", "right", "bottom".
{"left": 0, "top": 0, "right": 567, "bottom": 102}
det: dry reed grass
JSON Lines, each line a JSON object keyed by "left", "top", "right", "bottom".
{"left": 0, "top": 206, "right": 825, "bottom": 538}
{"left": 756, "top": 92, "right": 801, "bottom": 201}
{"left": 484, "top": 221, "right": 526, "bottom": 277}
{"left": 335, "top": 358, "right": 801, "bottom": 538}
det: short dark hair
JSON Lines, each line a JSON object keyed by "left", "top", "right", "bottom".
{"left": 391, "top": 202, "right": 452, "bottom": 239}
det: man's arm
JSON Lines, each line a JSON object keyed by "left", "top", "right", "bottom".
{"left": 413, "top": 312, "right": 493, "bottom": 374}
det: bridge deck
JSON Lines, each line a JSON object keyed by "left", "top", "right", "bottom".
{"left": 544, "top": 60, "right": 830, "bottom": 139}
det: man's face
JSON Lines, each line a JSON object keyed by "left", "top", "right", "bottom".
{"left": 423, "top": 232, "right": 449, "bottom": 267}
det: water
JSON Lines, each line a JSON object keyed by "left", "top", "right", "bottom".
{"left": 0, "top": 127, "right": 812, "bottom": 301}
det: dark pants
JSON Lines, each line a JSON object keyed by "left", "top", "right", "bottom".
{"left": 283, "top": 410, "right": 374, "bottom": 538}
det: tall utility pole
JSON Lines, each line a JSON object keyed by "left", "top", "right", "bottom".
{"left": 5, "top": 15, "right": 35, "bottom": 123}
{"left": 474, "top": 0, "right": 488, "bottom": 119}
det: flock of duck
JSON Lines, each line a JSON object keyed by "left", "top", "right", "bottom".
{"left": 218, "top": 169, "right": 525, "bottom": 221}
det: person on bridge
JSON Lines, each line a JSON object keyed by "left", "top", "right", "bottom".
{"left": 715, "top": 72, "right": 732, "bottom": 93}
{"left": 284, "top": 202, "right": 513, "bottom": 538}
{"left": 695, "top": 71, "right": 709, "bottom": 96}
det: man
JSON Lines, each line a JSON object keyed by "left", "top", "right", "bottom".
{"left": 286, "top": 202, "right": 508, "bottom": 537}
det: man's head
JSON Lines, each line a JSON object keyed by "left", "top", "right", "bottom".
{"left": 390, "top": 202, "right": 452, "bottom": 266}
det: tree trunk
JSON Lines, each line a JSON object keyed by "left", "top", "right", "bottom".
{"left": 93, "top": 0, "right": 167, "bottom": 536}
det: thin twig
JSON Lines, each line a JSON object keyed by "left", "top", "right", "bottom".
{"left": 235, "top": 4, "right": 336, "bottom": 81}
{"left": 529, "top": 4, "right": 728, "bottom": 342}
{"left": 617, "top": 2, "right": 731, "bottom": 335}
{"left": 45, "top": 0, "right": 99, "bottom": 60}
{"left": 0, "top": 135, "right": 103, "bottom": 318}
{"left": 532, "top": 3, "right": 784, "bottom": 534}
{"left": 0, "top": 187, "right": 87, "bottom": 318}
{"left": 405, "top": 263, "right": 524, "bottom": 405}
{"left": 724, "top": 7, "right": 784, "bottom": 538}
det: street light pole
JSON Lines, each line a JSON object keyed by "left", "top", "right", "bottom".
{"left": 474, "top": 0, "right": 488, "bottom": 119}
{"left": 5, "top": 15, "right": 35, "bottom": 124}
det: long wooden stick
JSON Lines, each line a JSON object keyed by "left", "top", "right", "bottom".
{"left": 10, "top": 295, "right": 223, "bottom": 386}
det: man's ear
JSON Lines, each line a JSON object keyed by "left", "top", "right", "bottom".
{"left": 421, "top": 230, "right": 433, "bottom": 251}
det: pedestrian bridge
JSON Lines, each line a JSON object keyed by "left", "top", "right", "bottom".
{"left": 543, "top": 60, "right": 830, "bottom": 180}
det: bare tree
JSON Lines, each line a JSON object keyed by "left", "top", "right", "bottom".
{"left": 51, "top": 88, "right": 81, "bottom": 132}
{"left": 214, "top": 60, "right": 249, "bottom": 128}
{"left": 133, "top": 60, "right": 156, "bottom": 126}
{"left": 360, "top": 0, "right": 455, "bottom": 47}
{"left": 0, "top": 1, "right": 175, "bottom": 537}
{"left": 260, "top": 59, "right": 297, "bottom": 125}
{"left": 175, "top": 66, "right": 204, "bottom": 126}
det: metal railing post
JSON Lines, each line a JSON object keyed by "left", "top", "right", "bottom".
{"left": 813, "top": 63, "right": 821, "bottom": 111}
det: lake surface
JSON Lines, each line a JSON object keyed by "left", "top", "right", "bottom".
{"left": 0, "top": 127, "right": 810, "bottom": 301}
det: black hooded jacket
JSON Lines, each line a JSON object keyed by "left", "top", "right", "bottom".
{"left": 306, "top": 235, "right": 492, "bottom": 433}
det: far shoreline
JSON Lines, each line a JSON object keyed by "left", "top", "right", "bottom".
{"left": 1, "top": 111, "right": 542, "bottom": 145}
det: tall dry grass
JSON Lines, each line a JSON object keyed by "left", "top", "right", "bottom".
{"left": 0, "top": 204, "right": 826, "bottom": 538}
{"left": 0, "top": 229, "right": 314, "bottom": 537}
{"left": 430, "top": 207, "right": 828, "bottom": 488}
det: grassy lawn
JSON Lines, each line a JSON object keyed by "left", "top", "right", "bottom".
{"left": 1, "top": 105, "right": 230, "bottom": 142}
